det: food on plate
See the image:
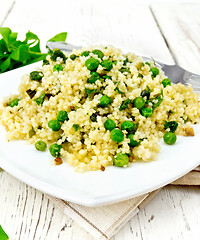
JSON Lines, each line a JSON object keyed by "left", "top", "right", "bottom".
{"left": 0, "top": 46, "right": 200, "bottom": 172}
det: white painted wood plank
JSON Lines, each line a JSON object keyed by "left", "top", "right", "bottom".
{"left": 3, "top": 0, "right": 173, "bottom": 63}
{"left": 151, "top": 3, "right": 200, "bottom": 74}
{"left": 1, "top": 1, "right": 200, "bottom": 240}
{"left": 0, "top": 0, "right": 14, "bottom": 26}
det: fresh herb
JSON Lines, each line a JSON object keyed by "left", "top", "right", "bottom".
{"left": 53, "top": 64, "right": 63, "bottom": 72}
{"left": 164, "top": 121, "right": 178, "bottom": 133}
{"left": 34, "top": 92, "right": 46, "bottom": 106}
{"left": 28, "top": 127, "right": 36, "bottom": 138}
{"left": 26, "top": 89, "right": 36, "bottom": 99}
{"left": 138, "top": 73, "right": 143, "bottom": 78}
{"left": 181, "top": 116, "right": 188, "bottom": 123}
{"left": 113, "top": 60, "right": 117, "bottom": 65}
{"left": 102, "top": 75, "right": 111, "bottom": 80}
{"left": 30, "top": 71, "right": 44, "bottom": 81}
{"left": 114, "top": 87, "right": 125, "bottom": 94}
{"left": 90, "top": 112, "right": 99, "bottom": 122}
{"left": 119, "top": 67, "right": 130, "bottom": 74}
{"left": 0, "top": 225, "right": 9, "bottom": 240}
{"left": 123, "top": 57, "right": 129, "bottom": 65}
{"left": 48, "top": 32, "right": 67, "bottom": 42}
{"left": 141, "top": 86, "right": 152, "bottom": 100}
{"left": 0, "top": 28, "right": 68, "bottom": 73}
{"left": 43, "top": 59, "right": 50, "bottom": 66}
{"left": 73, "top": 124, "right": 80, "bottom": 131}
{"left": 148, "top": 90, "right": 163, "bottom": 109}
{"left": 0, "top": 27, "right": 47, "bottom": 73}
{"left": 140, "top": 62, "right": 145, "bottom": 68}
{"left": 85, "top": 88, "right": 99, "bottom": 99}
{"left": 70, "top": 54, "right": 77, "bottom": 60}
{"left": 119, "top": 99, "right": 131, "bottom": 111}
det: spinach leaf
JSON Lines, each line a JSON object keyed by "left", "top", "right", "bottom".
{"left": 0, "top": 27, "right": 68, "bottom": 73}
{"left": 48, "top": 32, "right": 67, "bottom": 42}
{"left": 0, "top": 225, "right": 9, "bottom": 240}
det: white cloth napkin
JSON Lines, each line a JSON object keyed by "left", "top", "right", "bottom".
{"left": 48, "top": 190, "right": 159, "bottom": 240}
{"left": 47, "top": 167, "right": 200, "bottom": 240}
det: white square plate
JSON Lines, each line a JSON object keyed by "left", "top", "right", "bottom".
{"left": 0, "top": 63, "right": 200, "bottom": 207}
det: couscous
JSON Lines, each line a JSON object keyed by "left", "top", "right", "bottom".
{"left": 0, "top": 46, "right": 200, "bottom": 172}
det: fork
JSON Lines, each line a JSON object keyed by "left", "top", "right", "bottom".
{"left": 46, "top": 41, "right": 200, "bottom": 91}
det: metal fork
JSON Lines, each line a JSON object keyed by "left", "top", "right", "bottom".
{"left": 46, "top": 41, "right": 200, "bottom": 91}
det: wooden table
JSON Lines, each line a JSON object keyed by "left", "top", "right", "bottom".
{"left": 0, "top": 1, "right": 200, "bottom": 239}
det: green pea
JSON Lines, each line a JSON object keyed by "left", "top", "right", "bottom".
{"left": 85, "top": 58, "right": 100, "bottom": 71}
{"left": 141, "top": 108, "right": 153, "bottom": 118}
{"left": 110, "top": 129, "right": 124, "bottom": 143}
{"left": 88, "top": 72, "right": 100, "bottom": 83}
{"left": 81, "top": 51, "right": 90, "bottom": 57}
{"left": 127, "top": 134, "right": 140, "bottom": 147}
{"left": 99, "top": 95, "right": 112, "bottom": 108}
{"left": 92, "top": 49, "right": 104, "bottom": 59}
{"left": 57, "top": 111, "right": 69, "bottom": 122}
{"left": 30, "top": 71, "right": 44, "bottom": 81}
{"left": 121, "top": 121, "right": 135, "bottom": 133}
{"left": 70, "top": 54, "right": 77, "bottom": 60}
{"left": 9, "top": 98, "right": 19, "bottom": 107}
{"left": 163, "top": 132, "right": 177, "bottom": 145}
{"left": 101, "top": 60, "right": 113, "bottom": 71}
{"left": 104, "top": 119, "right": 116, "bottom": 131}
{"left": 35, "top": 141, "right": 47, "bottom": 151}
{"left": 49, "top": 143, "right": 62, "bottom": 157}
{"left": 48, "top": 119, "right": 61, "bottom": 131}
{"left": 113, "top": 153, "right": 129, "bottom": 167}
{"left": 162, "top": 78, "right": 171, "bottom": 88}
{"left": 133, "top": 97, "right": 145, "bottom": 109}
{"left": 51, "top": 49, "right": 66, "bottom": 63}
{"left": 150, "top": 67, "right": 159, "bottom": 78}
{"left": 53, "top": 64, "right": 63, "bottom": 72}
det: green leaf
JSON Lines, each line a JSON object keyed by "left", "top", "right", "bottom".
{"left": 0, "top": 225, "right": 9, "bottom": 240}
{"left": 34, "top": 92, "right": 46, "bottom": 106}
{"left": 0, "top": 27, "right": 12, "bottom": 51}
{"left": 0, "top": 39, "right": 8, "bottom": 55}
{"left": 0, "top": 56, "right": 11, "bottom": 73}
{"left": 114, "top": 87, "right": 124, "bottom": 94}
{"left": 0, "top": 28, "right": 67, "bottom": 73}
{"left": 85, "top": 88, "right": 99, "bottom": 100}
{"left": 119, "top": 99, "right": 131, "bottom": 111}
{"left": 48, "top": 32, "right": 67, "bottom": 42}
{"left": 24, "top": 31, "right": 41, "bottom": 52}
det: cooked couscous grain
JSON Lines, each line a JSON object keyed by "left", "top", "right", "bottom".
{"left": 1, "top": 46, "right": 200, "bottom": 172}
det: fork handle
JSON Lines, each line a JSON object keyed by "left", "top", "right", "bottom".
{"left": 183, "top": 72, "right": 200, "bottom": 91}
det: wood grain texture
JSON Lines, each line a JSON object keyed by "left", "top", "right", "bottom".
{"left": 0, "top": 1, "right": 200, "bottom": 240}
{"left": 151, "top": 3, "right": 200, "bottom": 74}
{"left": 2, "top": 0, "right": 173, "bottom": 62}
{"left": 0, "top": 0, "right": 14, "bottom": 26}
